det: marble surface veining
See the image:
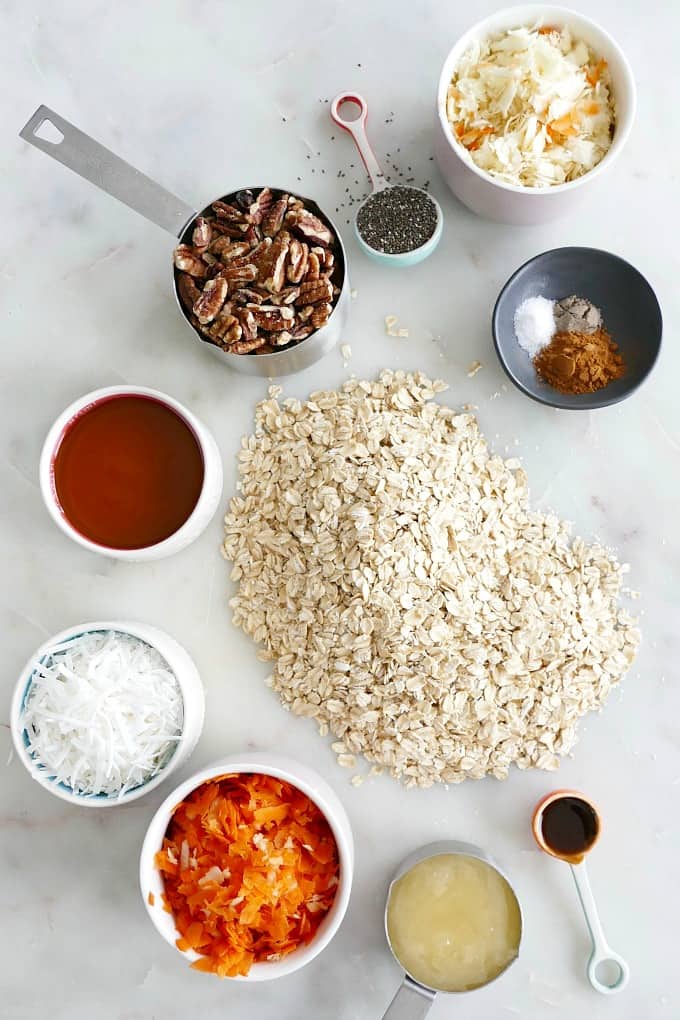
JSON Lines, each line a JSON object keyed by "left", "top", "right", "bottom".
{"left": 1, "top": 1, "right": 678, "bottom": 1018}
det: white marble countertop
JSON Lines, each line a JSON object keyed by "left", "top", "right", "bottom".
{"left": 2, "top": 1, "right": 678, "bottom": 1017}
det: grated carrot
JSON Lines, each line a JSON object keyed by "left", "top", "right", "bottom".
{"left": 586, "top": 58, "right": 608, "bottom": 86}
{"left": 155, "top": 773, "right": 340, "bottom": 977}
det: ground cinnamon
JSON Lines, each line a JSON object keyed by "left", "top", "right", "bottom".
{"left": 533, "top": 327, "right": 625, "bottom": 395}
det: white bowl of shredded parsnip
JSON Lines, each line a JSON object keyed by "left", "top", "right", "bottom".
{"left": 434, "top": 5, "right": 636, "bottom": 224}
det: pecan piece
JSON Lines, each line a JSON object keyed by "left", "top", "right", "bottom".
{"left": 269, "top": 330, "right": 293, "bottom": 347}
{"left": 305, "top": 251, "right": 321, "bottom": 281}
{"left": 286, "top": 239, "right": 309, "bottom": 284}
{"left": 250, "top": 305, "right": 295, "bottom": 331}
{"left": 173, "top": 244, "right": 206, "bottom": 278}
{"left": 289, "top": 323, "right": 314, "bottom": 342}
{"left": 286, "top": 208, "right": 333, "bottom": 247}
{"left": 234, "top": 307, "right": 258, "bottom": 343}
{"left": 229, "top": 335, "right": 267, "bottom": 354}
{"left": 209, "top": 236, "right": 250, "bottom": 260}
{"left": 248, "top": 187, "right": 273, "bottom": 225}
{"left": 270, "top": 285, "right": 300, "bottom": 305}
{"left": 262, "top": 195, "right": 288, "bottom": 238}
{"left": 193, "top": 276, "right": 228, "bottom": 324}
{"left": 254, "top": 342, "right": 276, "bottom": 354}
{"left": 257, "top": 231, "right": 290, "bottom": 291}
{"left": 322, "top": 249, "right": 335, "bottom": 271}
{"left": 298, "top": 278, "right": 333, "bottom": 305}
{"left": 176, "top": 272, "right": 201, "bottom": 312}
{"left": 192, "top": 216, "right": 212, "bottom": 250}
{"left": 205, "top": 310, "right": 242, "bottom": 344}
{"left": 297, "top": 304, "right": 314, "bottom": 322}
{"left": 212, "top": 200, "right": 247, "bottom": 225}
{"left": 232, "top": 287, "right": 266, "bottom": 305}
{"left": 243, "top": 223, "right": 262, "bottom": 247}
{"left": 218, "top": 262, "right": 257, "bottom": 284}
{"left": 310, "top": 302, "right": 332, "bottom": 329}
{"left": 211, "top": 219, "right": 249, "bottom": 239}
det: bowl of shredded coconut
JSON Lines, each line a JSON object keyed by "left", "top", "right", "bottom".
{"left": 434, "top": 6, "right": 635, "bottom": 223}
{"left": 11, "top": 621, "right": 205, "bottom": 806}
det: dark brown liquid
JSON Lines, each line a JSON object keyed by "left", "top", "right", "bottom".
{"left": 540, "top": 796, "right": 599, "bottom": 860}
{"left": 53, "top": 395, "right": 204, "bottom": 550}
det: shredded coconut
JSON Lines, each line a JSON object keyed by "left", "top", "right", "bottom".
{"left": 22, "top": 630, "right": 183, "bottom": 797}
{"left": 446, "top": 23, "right": 615, "bottom": 187}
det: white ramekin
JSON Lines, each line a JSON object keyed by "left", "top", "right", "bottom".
{"left": 434, "top": 5, "right": 636, "bottom": 224}
{"left": 10, "top": 620, "right": 205, "bottom": 807}
{"left": 39, "top": 385, "right": 223, "bottom": 561}
{"left": 140, "top": 753, "right": 354, "bottom": 981}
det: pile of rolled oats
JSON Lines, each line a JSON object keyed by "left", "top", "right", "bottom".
{"left": 222, "top": 371, "right": 640, "bottom": 787}
{"left": 174, "top": 188, "right": 341, "bottom": 355}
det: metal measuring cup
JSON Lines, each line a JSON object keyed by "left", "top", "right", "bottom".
{"left": 382, "top": 840, "right": 523, "bottom": 1018}
{"left": 19, "top": 106, "right": 349, "bottom": 378}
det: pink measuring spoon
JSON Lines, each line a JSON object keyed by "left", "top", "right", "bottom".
{"left": 330, "top": 92, "right": 442, "bottom": 265}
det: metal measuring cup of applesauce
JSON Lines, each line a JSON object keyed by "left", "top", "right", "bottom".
{"left": 382, "top": 840, "right": 523, "bottom": 1019}
{"left": 19, "top": 106, "right": 349, "bottom": 378}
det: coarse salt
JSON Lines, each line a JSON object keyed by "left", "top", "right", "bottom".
{"left": 513, "top": 296, "right": 555, "bottom": 356}
{"left": 22, "top": 630, "right": 183, "bottom": 798}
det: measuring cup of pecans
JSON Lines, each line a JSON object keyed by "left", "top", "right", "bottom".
{"left": 19, "top": 107, "right": 348, "bottom": 377}
{"left": 174, "top": 187, "right": 348, "bottom": 375}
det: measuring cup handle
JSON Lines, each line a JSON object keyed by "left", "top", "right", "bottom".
{"left": 570, "top": 862, "right": 630, "bottom": 994}
{"left": 19, "top": 105, "right": 197, "bottom": 237}
{"left": 381, "top": 977, "right": 435, "bottom": 1020}
{"left": 330, "top": 92, "right": 386, "bottom": 190}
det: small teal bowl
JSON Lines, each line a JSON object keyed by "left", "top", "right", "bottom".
{"left": 354, "top": 187, "right": 444, "bottom": 267}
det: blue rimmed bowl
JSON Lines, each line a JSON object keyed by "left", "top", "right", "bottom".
{"left": 10, "top": 620, "right": 204, "bottom": 807}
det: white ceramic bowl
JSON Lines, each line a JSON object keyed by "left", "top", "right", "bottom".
{"left": 434, "top": 5, "right": 636, "bottom": 224}
{"left": 140, "top": 753, "right": 354, "bottom": 981}
{"left": 10, "top": 620, "right": 205, "bottom": 807}
{"left": 39, "top": 385, "right": 223, "bottom": 561}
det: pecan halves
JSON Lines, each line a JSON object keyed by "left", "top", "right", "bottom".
{"left": 262, "top": 195, "right": 288, "bottom": 238}
{"left": 175, "top": 188, "right": 340, "bottom": 355}
{"left": 286, "top": 239, "right": 309, "bottom": 284}
{"left": 298, "top": 278, "right": 333, "bottom": 305}
{"left": 193, "top": 276, "right": 229, "bottom": 324}
{"left": 286, "top": 208, "right": 333, "bottom": 247}
{"left": 209, "top": 236, "right": 251, "bottom": 260}
{"left": 192, "top": 216, "right": 212, "bottom": 250}
{"left": 310, "top": 302, "right": 332, "bottom": 329}
{"left": 218, "top": 262, "right": 258, "bottom": 284}
{"left": 250, "top": 305, "right": 295, "bottom": 331}
{"left": 248, "top": 187, "right": 273, "bottom": 225}
{"left": 205, "top": 310, "right": 242, "bottom": 344}
{"left": 176, "top": 272, "right": 201, "bottom": 312}
{"left": 229, "top": 335, "right": 268, "bottom": 354}
{"left": 234, "top": 307, "right": 258, "bottom": 343}
{"left": 305, "top": 251, "right": 321, "bottom": 281}
{"left": 212, "top": 200, "right": 247, "bottom": 225}
{"left": 173, "top": 244, "right": 207, "bottom": 277}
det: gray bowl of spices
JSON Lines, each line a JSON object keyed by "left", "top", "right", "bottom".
{"left": 492, "top": 247, "right": 662, "bottom": 410}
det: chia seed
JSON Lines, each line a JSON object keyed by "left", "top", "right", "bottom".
{"left": 355, "top": 185, "right": 437, "bottom": 254}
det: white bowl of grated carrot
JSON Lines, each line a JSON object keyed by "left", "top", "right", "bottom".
{"left": 139, "top": 753, "right": 354, "bottom": 980}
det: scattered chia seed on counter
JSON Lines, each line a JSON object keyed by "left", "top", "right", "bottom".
{"left": 356, "top": 186, "right": 438, "bottom": 254}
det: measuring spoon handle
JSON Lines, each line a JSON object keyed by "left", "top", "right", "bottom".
{"left": 570, "top": 861, "right": 630, "bottom": 994}
{"left": 330, "top": 92, "right": 387, "bottom": 191}
{"left": 381, "top": 977, "right": 435, "bottom": 1020}
{"left": 19, "top": 105, "right": 197, "bottom": 237}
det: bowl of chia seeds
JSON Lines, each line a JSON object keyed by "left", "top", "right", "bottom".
{"left": 355, "top": 184, "right": 443, "bottom": 266}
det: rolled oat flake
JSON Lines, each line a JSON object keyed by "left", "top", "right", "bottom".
{"left": 356, "top": 185, "right": 438, "bottom": 254}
